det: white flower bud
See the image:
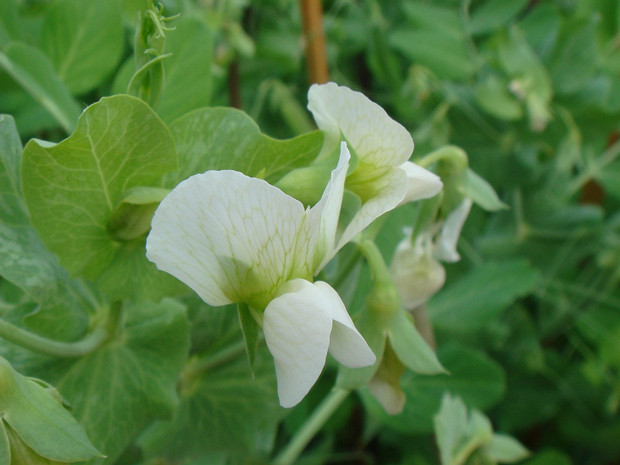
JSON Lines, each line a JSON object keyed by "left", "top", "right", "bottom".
{"left": 390, "top": 235, "right": 446, "bottom": 310}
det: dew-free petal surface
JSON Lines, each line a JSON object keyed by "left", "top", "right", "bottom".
{"left": 308, "top": 83, "right": 414, "bottom": 168}
{"left": 263, "top": 279, "right": 334, "bottom": 407}
{"left": 435, "top": 198, "right": 473, "bottom": 263}
{"left": 399, "top": 161, "right": 443, "bottom": 204}
{"left": 147, "top": 171, "right": 312, "bottom": 308}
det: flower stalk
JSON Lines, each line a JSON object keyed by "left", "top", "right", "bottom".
{"left": 272, "top": 388, "right": 350, "bottom": 465}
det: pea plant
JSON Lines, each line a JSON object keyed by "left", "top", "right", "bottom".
{"left": 2, "top": 1, "right": 620, "bottom": 465}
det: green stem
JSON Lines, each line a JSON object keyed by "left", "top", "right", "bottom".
{"left": 358, "top": 239, "right": 391, "bottom": 286}
{"left": 0, "top": 302, "right": 122, "bottom": 358}
{"left": 358, "top": 239, "right": 401, "bottom": 315}
{"left": 272, "top": 388, "right": 350, "bottom": 465}
{"left": 417, "top": 145, "right": 468, "bottom": 171}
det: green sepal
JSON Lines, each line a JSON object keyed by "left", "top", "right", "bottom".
{"left": 237, "top": 303, "right": 259, "bottom": 374}
{"left": 108, "top": 187, "right": 170, "bottom": 241}
{"left": 388, "top": 310, "right": 446, "bottom": 375}
{"left": 460, "top": 168, "right": 508, "bottom": 212}
{"left": 0, "top": 357, "right": 101, "bottom": 462}
{"left": 367, "top": 340, "right": 407, "bottom": 414}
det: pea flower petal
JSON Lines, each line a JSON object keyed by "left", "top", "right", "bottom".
{"left": 146, "top": 143, "right": 350, "bottom": 310}
{"left": 263, "top": 279, "right": 376, "bottom": 407}
{"left": 307, "top": 82, "right": 442, "bottom": 251}
{"left": 435, "top": 198, "right": 473, "bottom": 263}
{"left": 400, "top": 161, "right": 443, "bottom": 204}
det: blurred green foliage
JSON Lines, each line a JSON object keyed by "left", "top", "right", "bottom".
{"left": 1, "top": 0, "right": 620, "bottom": 464}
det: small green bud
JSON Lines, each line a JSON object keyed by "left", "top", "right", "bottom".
{"left": 108, "top": 187, "right": 170, "bottom": 241}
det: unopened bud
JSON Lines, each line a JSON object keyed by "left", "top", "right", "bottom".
{"left": 390, "top": 235, "right": 446, "bottom": 310}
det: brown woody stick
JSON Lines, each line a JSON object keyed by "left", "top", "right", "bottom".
{"left": 300, "top": 0, "right": 329, "bottom": 84}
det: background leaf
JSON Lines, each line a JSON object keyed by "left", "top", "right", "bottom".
{"left": 361, "top": 345, "right": 505, "bottom": 433}
{"left": 39, "top": 0, "right": 124, "bottom": 95}
{"left": 168, "top": 107, "right": 323, "bottom": 185}
{"left": 157, "top": 15, "right": 214, "bottom": 123}
{"left": 0, "top": 42, "right": 80, "bottom": 133}
{"left": 138, "top": 349, "right": 281, "bottom": 462}
{"left": 35, "top": 299, "right": 190, "bottom": 465}
{"left": 428, "top": 260, "right": 540, "bottom": 332}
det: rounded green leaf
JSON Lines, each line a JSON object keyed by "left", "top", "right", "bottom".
{"left": 168, "top": 107, "right": 323, "bottom": 186}
{"left": 22, "top": 95, "right": 177, "bottom": 280}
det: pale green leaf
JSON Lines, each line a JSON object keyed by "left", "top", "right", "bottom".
{"left": 474, "top": 75, "right": 523, "bottom": 121}
{"left": 0, "top": 42, "right": 80, "bottom": 133}
{"left": 22, "top": 95, "right": 177, "bottom": 283}
{"left": 168, "top": 107, "right": 323, "bottom": 186}
{"left": 434, "top": 394, "right": 494, "bottom": 465}
{"left": 0, "top": 115, "right": 91, "bottom": 324}
{"left": 96, "top": 239, "right": 187, "bottom": 301}
{"left": 3, "top": 422, "right": 67, "bottom": 465}
{"left": 40, "top": 0, "right": 124, "bottom": 95}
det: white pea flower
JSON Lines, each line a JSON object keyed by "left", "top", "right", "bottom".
{"left": 146, "top": 143, "right": 375, "bottom": 408}
{"left": 390, "top": 232, "right": 446, "bottom": 310}
{"left": 390, "top": 198, "right": 474, "bottom": 310}
{"left": 307, "top": 82, "right": 443, "bottom": 251}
